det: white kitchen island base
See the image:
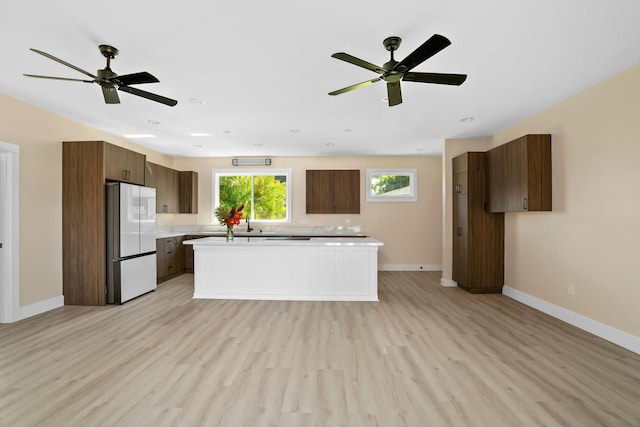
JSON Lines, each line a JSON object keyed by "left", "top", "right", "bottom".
{"left": 184, "top": 237, "right": 383, "bottom": 301}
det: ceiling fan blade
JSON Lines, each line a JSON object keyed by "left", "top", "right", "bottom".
{"left": 102, "top": 86, "right": 120, "bottom": 104}
{"left": 111, "top": 71, "right": 159, "bottom": 86}
{"left": 328, "top": 78, "right": 382, "bottom": 96}
{"left": 331, "top": 53, "right": 385, "bottom": 74}
{"left": 403, "top": 72, "right": 467, "bottom": 86}
{"left": 29, "top": 48, "right": 97, "bottom": 80}
{"left": 118, "top": 86, "right": 178, "bottom": 106}
{"left": 23, "top": 74, "right": 94, "bottom": 83}
{"left": 386, "top": 81, "right": 402, "bottom": 106}
{"left": 394, "top": 34, "right": 451, "bottom": 72}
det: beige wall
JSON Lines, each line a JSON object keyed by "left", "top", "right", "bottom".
{"left": 170, "top": 156, "right": 443, "bottom": 267}
{"left": 0, "top": 93, "right": 174, "bottom": 307}
{"left": 0, "top": 92, "right": 443, "bottom": 309}
{"left": 488, "top": 63, "right": 640, "bottom": 336}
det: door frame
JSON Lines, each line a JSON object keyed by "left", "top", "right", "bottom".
{"left": 0, "top": 141, "right": 19, "bottom": 323}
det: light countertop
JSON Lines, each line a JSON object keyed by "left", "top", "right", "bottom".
{"left": 183, "top": 236, "right": 383, "bottom": 247}
{"left": 157, "top": 225, "right": 368, "bottom": 240}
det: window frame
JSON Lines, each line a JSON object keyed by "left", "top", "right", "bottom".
{"left": 212, "top": 168, "right": 292, "bottom": 223}
{"left": 366, "top": 168, "right": 417, "bottom": 202}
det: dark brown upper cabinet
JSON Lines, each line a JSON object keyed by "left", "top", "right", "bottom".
{"left": 147, "top": 162, "right": 198, "bottom": 214}
{"left": 487, "top": 134, "right": 552, "bottom": 213}
{"left": 104, "top": 142, "right": 146, "bottom": 185}
{"left": 306, "top": 169, "right": 360, "bottom": 214}
{"left": 179, "top": 171, "right": 198, "bottom": 214}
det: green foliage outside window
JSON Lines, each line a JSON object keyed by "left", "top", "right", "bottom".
{"left": 219, "top": 175, "right": 287, "bottom": 221}
{"left": 371, "top": 174, "right": 410, "bottom": 195}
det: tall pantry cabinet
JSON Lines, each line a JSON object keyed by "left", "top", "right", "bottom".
{"left": 452, "top": 152, "right": 505, "bottom": 293}
{"left": 63, "top": 141, "right": 146, "bottom": 305}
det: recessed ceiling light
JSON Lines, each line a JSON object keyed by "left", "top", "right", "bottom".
{"left": 416, "top": 148, "right": 427, "bottom": 152}
{"left": 147, "top": 119, "right": 160, "bottom": 125}
{"left": 189, "top": 98, "right": 206, "bottom": 105}
{"left": 123, "top": 134, "right": 155, "bottom": 138}
{"left": 189, "top": 132, "right": 210, "bottom": 137}
{"left": 344, "top": 128, "right": 352, "bottom": 133}
{"left": 290, "top": 129, "right": 300, "bottom": 134}
{"left": 193, "top": 144, "right": 203, "bottom": 148}
{"left": 224, "top": 130, "right": 231, "bottom": 134}
{"left": 460, "top": 116, "right": 474, "bottom": 122}
{"left": 325, "top": 143, "right": 335, "bottom": 147}
{"left": 253, "top": 143, "right": 263, "bottom": 146}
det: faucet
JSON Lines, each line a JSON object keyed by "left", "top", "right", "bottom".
{"left": 246, "top": 217, "right": 253, "bottom": 232}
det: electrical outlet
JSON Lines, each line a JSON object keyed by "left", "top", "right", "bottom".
{"left": 568, "top": 283, "right": 575, "bottom": 295}
{"left": 345, "top": 219, "right": 350, "bottom": 225}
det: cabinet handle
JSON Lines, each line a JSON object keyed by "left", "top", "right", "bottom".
{"left": 456, "top": 227, "right": 463, "bottom": 236}
{"left": 523, "top": 197, "right": 528, "bottom": 210}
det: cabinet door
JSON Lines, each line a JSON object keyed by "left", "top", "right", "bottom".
{"left": 179, "top": 171, "right": 198, "bottom": 213}
{"left": 453, "top": 171, "right": 467, "bottom": 195}
{"left": 333, "top": 170, "right": 360, "bottom": 214}
{"left": 154, "top": 164, "right": 180, "bottom": 213}
{"left": 452, "top": 194, "right": 468, "bottom": 286}
{"left": 156, "top": 239, "right": 168, "bottom": 280}
{"left": 306, "top": 170, "right": 360, "bottom": 214}
{"left": 488, "top": 134, "right": 551, "bottom": 213}
{"left": 165, "top": 237, "right": 178, "bottom": 277}
{"left": 104, "top": 143, "right": 145, "bottom": 185}
{"left": 487, "top": 145, "right": 506, "bottom": 213}
{"left": 506, "top": 136, "right": 528, "bottom": 211}
{"left": 525, "top": 135, "right": 552, "bottom": 211}
{"left": 145, "top": 162, "right": 156, "bottom": 188}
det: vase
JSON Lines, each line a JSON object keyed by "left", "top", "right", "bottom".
{"left": 226, "top": 227, "right": 234, "bottom": 242}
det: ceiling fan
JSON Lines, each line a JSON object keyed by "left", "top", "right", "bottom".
{"left": 329, "top": 34, "right": 467, "bottom": 107}
{"left": 24, "top": 44, "right": 178, "bottom": 106}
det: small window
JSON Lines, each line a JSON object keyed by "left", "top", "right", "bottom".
{"left": 212, "top": 169, "right": 292, "bottom": 223}
{"left": 366, "top": 169, "right": 417, "bottom": 202}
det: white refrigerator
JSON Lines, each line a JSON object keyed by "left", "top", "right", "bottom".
{"left": 106, "top": 182, "right": 157, "bottom": 304}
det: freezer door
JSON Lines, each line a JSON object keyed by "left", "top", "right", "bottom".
{"left": 138, "top": 186, "right": 157, "bottom": 253}
{"left": 119, "top": 183, "right": 140, "bottom": 257}
{"left": 118, "top": 254, "right": 157, "bottom": 303}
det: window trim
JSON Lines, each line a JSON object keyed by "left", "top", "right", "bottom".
{"left": 212, "top": 168, "right": 292, "bottom": 223}
{"left": 366, "top": 168, "right": 417, "bottom": 202}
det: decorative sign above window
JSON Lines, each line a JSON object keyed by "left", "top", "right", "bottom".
{"left": 366, "top": 169, "right": 417, "bottom": 202}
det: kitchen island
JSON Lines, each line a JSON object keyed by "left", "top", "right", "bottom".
{"left": 184, "top": 236, "right": 383, "bottom": 301}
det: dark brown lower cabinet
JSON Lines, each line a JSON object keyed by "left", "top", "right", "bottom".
{"left": 156, "top": 236, "right": 185, "bottom": 283}
{"left": 183, "top": 235, "right": 207, "bottom": 273}
{"left": 452, "top": 152, "right": 505, "bottom": 293}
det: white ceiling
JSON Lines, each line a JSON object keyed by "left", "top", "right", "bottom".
{"left": 2, "top": 1, "right": 640, "bottom": 158}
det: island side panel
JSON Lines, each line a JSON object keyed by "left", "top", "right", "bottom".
{"left": 192, "top": 244, "right": 379, "bottom": 301}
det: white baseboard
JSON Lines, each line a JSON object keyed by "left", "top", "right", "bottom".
{"left": 440, "top": 278, "right": 457, "bottom": 287}
{"left": 19, "top": 295, "right": 64, "bottom": 321}
{"left": 502, "top": 286, "right": 639, "bottom": 355}
{"left": 379, "top": 264, "right": 441, "bottom": 272}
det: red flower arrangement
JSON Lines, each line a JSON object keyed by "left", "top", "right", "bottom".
{"left": 215, "top": 204, "right": 244, "bottom": 228}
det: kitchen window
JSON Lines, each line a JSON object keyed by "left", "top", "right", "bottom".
{"left": 366, "top": 168, "right": 417, "bottom": 202}
{"left": 212, "top": 169, "right": 291, "bottom": 223}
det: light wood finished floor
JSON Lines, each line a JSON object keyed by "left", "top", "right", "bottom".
{"left": 1, "top": 272, "right": 639, "bottom": 426}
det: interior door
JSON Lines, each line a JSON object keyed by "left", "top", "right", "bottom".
{"left": 0, "top": 143, "right": 19, "bottom": 323}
